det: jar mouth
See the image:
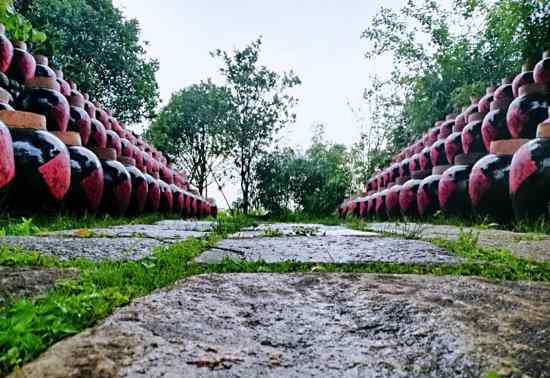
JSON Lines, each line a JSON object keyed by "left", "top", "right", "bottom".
{"left": 518, "top": 83, "right": 550, "bottom": 97}
{"left": 0, "top": 110, "right": 46, "bottom": 130}
{"left": 490, "top": 139, "right": 529, "bottom": 155}
{"left": 90, "top": 147, "right": 117, "bottom": 161}
{"left": 51, "top": 131, "right": 82, "bottom": 146}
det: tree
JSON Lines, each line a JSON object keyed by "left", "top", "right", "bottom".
{"left": 145, "top": 80, "right": 232, "bottom": 196}
{"left": 16, "top": 0, "right": 159, "bottom": 124}
{"left": 212, "top": 37, "right": 301, "bottom": 213}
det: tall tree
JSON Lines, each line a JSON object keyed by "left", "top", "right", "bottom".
{"left": 16, "top": 0, "right": 159, "bottom": 124}
{"left": 212, "top": 37, "right": 301, "bottom": 213}
{"left": 145, "top": 80, "right": 232, "bottom": 196}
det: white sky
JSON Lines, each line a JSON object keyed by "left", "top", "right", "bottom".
{"left": 112, "top": 0, "right": 401, "bottom": 207}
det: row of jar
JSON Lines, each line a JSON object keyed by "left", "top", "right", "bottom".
{"left": 0, "top": 111, "right": 216, "bottom": 217}
{"left": 342, "top": 121, "right": 550, "bottom": 223}
{"left": 368, "top": 51, "right": 550, "bottom": 192}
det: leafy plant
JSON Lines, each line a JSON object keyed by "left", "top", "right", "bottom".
{"left": 0, "top": 0, "right": 45, "bottom": 43}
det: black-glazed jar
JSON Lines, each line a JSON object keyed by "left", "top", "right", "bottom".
{"left": 33, "top": 55, "right": 55, "bottom": 79}
{"left": 509, "top": 120, "right": 550, "bottom": 219}
{"left": 481, "top": 98, "right": 512, "bottom": 152}
{"left": 399, "top": 179, "right": 421, "bottom": 218}
{"left": 66, "top": 83, "right": 91, "bottom": 145}
{"left": 172, "top": 184, "right": 184, "bottom": 214}
{"left": 7, "top": 41, "right": 35, "bottom": 84}
{"left": 2, "top": 111, "right": 71, "bottom": 212}
{"left": 55, "top": 70, "right": 71, "bottom": 97}
{"left": 87, "top": 118, "right": 107, "bottom": 149}
{"left": 145, "top": 172, "right": 161, "bottom": 213}
{"left": 534, "top": 50, "right": 550, "bottom": 85}
{"left": 0, "top": 116, "right": 14, "bottom": 206}
{"left": 94, "top": 147, "right": 131, "bottom": 215}
{"left": 375, "top": 190, "right": 388, "bottom": 220}
{"left": 444, "top": 132, "right": 463, "bottom": 165}
{"left": 385, "top": 185, "right": 401, "bottom": 219}
{"left": 462, "top": 113, "right": 487, "bottom": 155}
{"left": 430, "top": 139, "right": 449, "bottom": 167}
{"left": 478, "top": 86, "right": 496, "bottom": 115}
{"left": 0, "top": 24, "right": 13, "bottom": 74}
{"left": 438, "top": 165, "right": 472, "bottom": 217}
{"left": 119, "top": 156, "right": 148, "bottom": 214}
{"left": 399, "top": 158, "right": 411, "bottom": 181}
{"left": 105, "top": 130, "right": 122, "bottom": 159}
{"left": 512, "top": 63, "right": 535, "bottom": 98}
{"left": 419, "top": 146, "right": 433, "bottom": 171}
{"left": 469, "top": 140, "right": 528, "bottom": 222}
{"left": 417, "top": 174, "right": 442, "bottom": 218}
{"left": 16, "top": 77, "right": 70, "bottom": 132}
{"left": 507, "top": 83, "right": 549, "bottom": 139}
{"left": 439, "top": 114, "right": 456, "bottom": 140}
{"left": 158, "top": 179, "right": 174, "bottom": 213}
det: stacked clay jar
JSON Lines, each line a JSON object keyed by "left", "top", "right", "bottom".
{"left": 0, "top": 24, "right": 215, "bottom": 218}
{"left": 342, "top": 49, "right": 550, "bottom": 223}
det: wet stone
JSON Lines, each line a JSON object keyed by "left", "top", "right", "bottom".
{"left": 366, "top": 222, "right": 550, "bottom": 262}
{"left": 12, "top": 273, "right": 550, "bottom": 378}
{"left": 0, "top": 266, "right": 79, "bottom": 306}
{"left": 49, "top": 224, "right": 206, "bottom": 241}
{"left": 0, "top": 236, "right": 166, "bottom": 261}
{"left": 232, "top": 223, "right": 378, "bottom": 238}
{"left": 154, "top": 220, "right": 215, "bottom": 232}
{"left": 197, "top": 235, "right": 458, "bottom": 264}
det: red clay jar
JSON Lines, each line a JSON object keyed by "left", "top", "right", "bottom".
{"left": 399, "top": 179, "right": 421, "bottom": 218}
{"left": 445, "top": 132, "right": 463, "bottom": 165}
{"left": 478, "top": 86, "right": 496, "bottom": 114}
{"left": 534, "top": 50, "right": 550, "bottom": 84}
{"left": 509, "top": 120, "right": 550, "bottom": 219}
{"left": 464, "top": 97, "right": 480, "bottom": 122}
{"left": 2, "top": 111, "right": 70, "bottom": 211}
{"left": 67, "top": 84, "right": 91, "bottom": 145}
{"left": 469, "top": 139, "right": 528, "bottom": 222}
{"left": 409, "top": 154, "right": 420, "bottom": 173}
{"left": 385, "top": 185, "right": 401, "bottom": 219}
{"left": 507, "top": 83, "right": 549, "bottom": 139}
{"left": 462, "top": 112, "right": 487, "bottom": 154}
{"left": 481, "top": 98, "right": 512, "bottom": 152}
{"left": 389, "top": 163, "right": 400, "bottom": 184}
{"left": 0, "top": 117, "right": 14, "bottom": 206}
{"left": 87, "top": 118, "right": 107, "bottom": 149}
{"left": 171, "top": 185, "right": 184, "bottom": 214}
{"left": 430, "top": 139, "right": 448, "bottom": 167}
{"left": 33, "top": 55, "right": 55, "bottom": 79}
{"left": 439, "top": 115, "right": 456, "bottom": 140}
{"left": 145, "top": 172, "right": 161, "bottom": 212}
{"left": 375, "top": 190, "right": 388, "bottom": 220}
{"left": 95, "top": 147, "right": 131, "bottom": 215}
{"left": 0, "top": 24, "right": 13, "bottom": 74}
{"left": 494, "top": 76, "right": 514, "bottom": 103}
{"left": 55, "top": 131, "right": 104, "bottom": 213}
{"left": 453, "top": 109, "right": 467, "bottom": 132}
{"left": 399, "top": 158, "right": 411, "bottom": 180}
{"left": 83, "top": 94, "right": 96, "bottom": 119}
{"left": 357, "top": 196, "right": 368, "bottom": 218}
{"left": 438, "top": 165, "right": 472, "bottom": 216}
{"left": 55, "top": 70, "right": 71, "bottom": 97}
{"left": 105, "top": 130, "right": 122, "bottom": 158}
{"left": 0, "top": 87, "right": 13, "bottom": 111}
{"left": 417, "top": 174, "right": 442, "bottom": 218}
{"left": 7, "top": 41, "right": 35, "bottom": 84}
{"left": 95, "top": 106, "right": 110, "bottom": 130}
{"left": 419, "top": 146, "right": 433, "bottom": 171}
{"left": 119, "top": 156, "right": 147, "bottom": 214}
{"left": 133, "top": 146, "right": 144, "bottom": 172}
{"left": 120, "top": 138, "right": 133, "bottom": 158}
{"left": 512, "top": 63, "right": 535, "bottom": 98}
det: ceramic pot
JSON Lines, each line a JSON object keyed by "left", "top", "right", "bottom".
{"left": 119, "top": 156, "right": 147, "bottom": 214}
{"left": 83, "top": 94, "right": 96, "bottom": 119}
{"left": 494, "top": 76, "right": 514, "bottom": 104}
{"left": 464, "top": 97, "right": 480, "bottom": 122}
{"left": 430, "top": 139, "right": 448, "bottom": 167}
{"left": 507, "top": 83, "right": 549, "bottom": 139}
{"left": 0, "top": 87, "right": 13, "bottom": 111}
{"left": 399, "top": 158, "right": 411, "bottom": 180}
{"left": 95, "top": 148, "right": 131, "bottom": 215}
{"left": 145, "top": 173, "right": 161, "bottom": 212}
{"left": 399, "top": 179, "right": 421, "bottom": 218}
{"left": 87, "top": 119, "right": 107, "bottom": 149}
{"left": 66, "top": 86, "right": 91, "bottom": 146}
{"left": 444, "top": 132, "right": 463, "bottom": 165}
{"left": 375, "top": 190, "right": 388, "bottom": 220}
{"left": 512, "top": 63, "right": 535, "bottom": 98}
{"left": 95, "top": 106, "right": 110, "bottom": 130}
{"left": 419, "top": 146, "right": 433, "bottom": 171}
{"left": 2, "top": 111, "right": 70, "bottom": 211}
{"left": 409, "top": 153, "right": 420, "bottom": 173}
{"left": 172, "top": 184, "right": 184, "bottom": 214}
{"left": 33, "top": 55, "right": 55, "bottom": 79}
{"left": 16, "top": 77, "right": 70, "bottom": 132}
{"left": 417, "top": 174, "right": 442, "bottom": 218}
{"left": 438, "top": 165, "right": 472, "bottom": 216}
{"left": 534, "top": 50, "right": 550, "bottom": 84}
{"left": 478, "top": 86, "right": 496, "bottom": 114}
{"left": 105, "top": 130, "right": 122, "bottom": 158}
{"left": 439, "top": 115, "right": 456, "bottom": 140}
{"left": 7, "top": 41, "right": 35, "bottom": 84}
{"left": 55, "top": 70, "right": 71, "bottom": 97}
{"left": 0, "top": 24, "right": 13, "bottom": 74}
{"left": 385, "top": 185, "right": 401, "bottom": 219}
{"left": 0, "top": 117, "right": 14, "bottom": 206}
{"left": 481, "top": 99, "right": 512, "bottom": 151}
{"left": 453, "top": 109, "right": 467, "bottom": 132}
{"left": 462, "top": 112, "right": 487, "bottom": 154}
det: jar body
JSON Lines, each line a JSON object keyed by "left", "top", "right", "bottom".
{"left": 430, "top": 140, "right": 448, "bottom": 167}
{"left": 462, "top": 120, "right": 486, "bottom": 154}
{"left": 534, "top": 57, "right": 550, "bottom": 84}
{"left": 171, "top": 184, "right": 184, "bottom": 214}
{"left": 68, "top": 107, "right": 91, "bottom": 145}
{"left": 385, "top": 185, "right": 401, "bottom": 219}
{"left": 87, "top": 119, "right": 107, "bottom": 148}
{"left": 507, "top": 90, "right": 549, "bottom": 138}
{"left": 0, "top": 120, "right": 14, "bottom": 206}
{"left": 66, "top": 146, "right": 103, "bottom": 212}
{"left": 99, "top": 160, "right": 131, "bottom": 215}
{"left": 399, "top": 180, "right": 421, "bottom": 218}
{"left": 126, "top": 165, "right": 148, "bottom": 214}
{"left": 375, "top": 190, "right": 388, "bottom": 220}
{"left": 16, "top": 88, "right": 70, "bottom": 132}
{"left": 438, "top": 165, "right": 472, "bottom": 216}
{"left": 481, "top": 109, "right": 510, "bottom": 152}
{"left": 145, "top": 173, "right": 160, "bottom": 212}
{"left": 0, "top": 34, "right": 13, "bottom": 73}
{"left": 7, "top": 48, "right": 35, "bottom": 83}
{"left": 417, "top": 175, "right": 442, "bottom": 217}
{"left": 445, "top": 132, "right": 463, "bottom": 165}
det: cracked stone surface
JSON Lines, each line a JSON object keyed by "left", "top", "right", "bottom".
{"left": 0, "top": 236, "right": 167, "bottom": 261}
{"left": 0, "top": 266, "right": 79, "bottom": 306}
{"left": 367, "top": 222, "right": 550, "bottom": 262}
{"left": 231, "top": 223, "right": 379, "bottom": 238}
{"left": 49, "top": 225, "right": 206, "bottom": 241}
{"left": 196, "top": 235, "right": 458, "bottom": 264}
{"left": 11, "top": 273, "right": 550, "bottom": 378}
{"left": 153, "top": 220, "right": 215, "bottom": 232}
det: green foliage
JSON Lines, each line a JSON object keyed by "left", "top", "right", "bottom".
{"left": 16, "top": 0, "right": 160, "bottom": 124}
{"left": 0, "top": 0, "right": 45, "bottom": 43}
{"left": 212, "top": 37, "right": 301, "bottom": 213}
{"left": 145, "top": 81, "right": 233, "bottom": 195}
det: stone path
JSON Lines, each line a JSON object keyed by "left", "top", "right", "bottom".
{"left": 366, "top": 222, "right": 550, "bottom": 262}
{"left": 3, "top": 221, "right": 550, "bottom": 377}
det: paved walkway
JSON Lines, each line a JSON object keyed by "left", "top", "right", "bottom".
{"left": 3, "top": 221, "right": 550, "bottom": 377}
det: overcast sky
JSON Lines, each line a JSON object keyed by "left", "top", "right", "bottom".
{"left": 112, "top": 0, "right": 401, "bottom": 206}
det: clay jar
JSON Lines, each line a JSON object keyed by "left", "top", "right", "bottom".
{"left": 507, "top": 83, "right": 549, "bottom": 139}
{"left": 171, "top": 185, "right": 185, "bottom": 215}
{"left": 16, "top": 76, "right": 70, "bottom": 132}
{"left": 385, "top": 185, "right": 401, "bottom": 219}
{"left": 399, "top": 158, "right": 411, "bottom": 181}
{"left": 120, "top": 138, "right": 133, "bottom": 159}
{"left": 144, "top": 171, "right": 161, "bottom": 212}
{"left": 0, "top": 24, "right": 13, "bottom": 74}
{"left": 512, "top": 63, "right": 535, "bottom": 98}
{"left": 438, "top": 165, "right": 472, "bottom": 217}
{"left": 494, "top": 76, "right": 514, "bottom": 104}
{"left": 439, "top": 115, "right": 456, "bottom": 140}
{"left": 105, "top": 130, "right": 122, "bottom": 158}
{"left": 469, "top": 139, "right": 528, "bottom": 222}
{"left": 481, "top": 98, "right": 512, "bottom": 152}
{"left": 419, "top": 146, "right": 433, "bottom": 171}
{"left": 478, "top": 86, "right": 496, "bottom": 114}
{"left": 55, "top": 70, "right": 71, "bottom": 97}
{"left": 408, "top": 154, "right": 420, "bottom": 174}
{"left": 7, "top": 41, "right": 35, "bottom": 84}
{"left": 453, "top": 109, "right": 467, "bottom": 133}
{"left": 534, "top": 51, "right": 550, "bottom": 84}
{"left": 66, "top": 84, "right": 91, "bottom": 145}
{"left": 461, "top": 112, "right": 487, "bottom": 155}
{"left": 94, "top": 147, "right": 131, "bottom": 215}
{"left": 0, "top": 117, "right": 14, "bottom": 206}
{"left": 463, "top": 97, "right": 480, "bottom": 122}
{"left": 208, "top": 199, "right": 218, "bottom": 218}
{"left": 95, "top": 106, "right": 110, "bottom": 130}
{"left": 399, "top": 179, "right": 421, "bottom": 218}
{"left": 0, "top": 87, "right": 13, "bottom": 111}
{"left": 444, "top": 132, "right": 463, "bottom": 165}
{"left": 54, "top": 131, "right": 104, "bottom": 213}
{"left": 34, "top": 55, "right": 56, "bottom": 79}
{"left": 87, "top": 119, "right": 107, "bottom": 149}
{"left": 417, "top": 174, "right": 442, "bottom": 218}
{"left": 430, "top": 139, "right": 448, "bottom": 167}
{"left": 83, "top": 94, "right": 96, "bottom": 119}
{"left": 1, "top": 110, "right": 71, "bottom": 211}
{"left": 375, "top": 190, "right": 388, "bottom": 220}
{"left": 119, "top": 156, "right": 148, "bottom": 214}
{"left": 509, "top": 120, "right": 550, "bottom": 219}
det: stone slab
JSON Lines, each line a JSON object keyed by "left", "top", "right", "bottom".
{"left": 154, "top": 220, "right": 215, "bottom": 232}
{"left": 0, "top": 236, "right": 166, "bottom": 261}
{"left": 197, "top": 235, "right": 458, "bottom": 264}
{"left": 49, "top": 225, "right": 206, "bottom": 241}
{"left": 11, "top": 273, "right": 550, "bottom": 377}
{"left": 232, "top": 223, "right": 379, "bottom": 238}
{"left": 0, "top": 266, "right": 78, "bottom": 306}
{"left": 367, "top": 222, "right": 550, "bottom": 262}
